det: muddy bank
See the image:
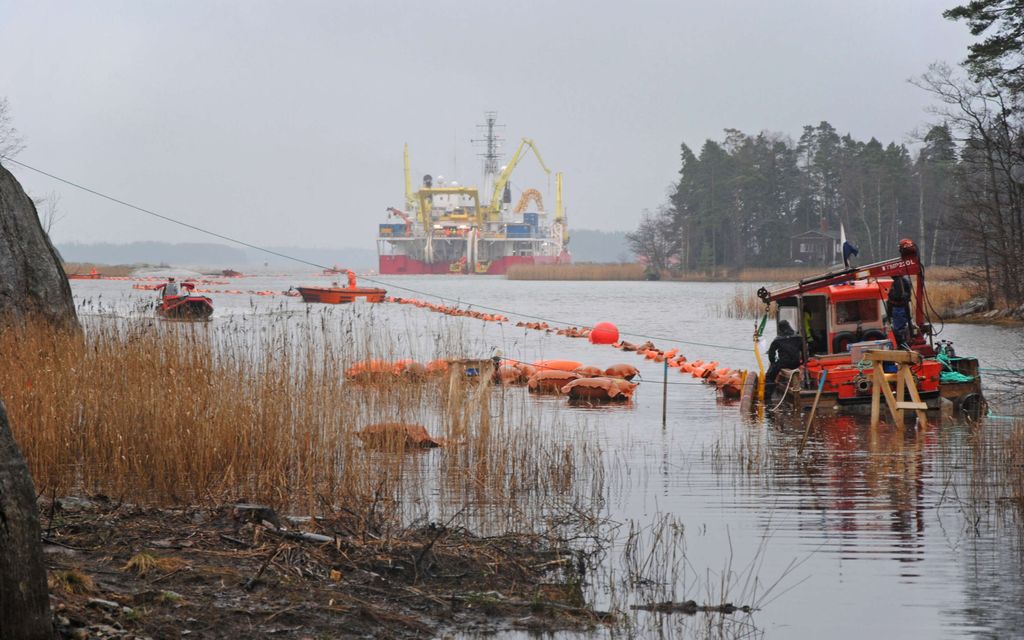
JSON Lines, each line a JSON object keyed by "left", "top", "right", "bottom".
{"left": 43, "top": 497, "right": 608, "bottom": 639}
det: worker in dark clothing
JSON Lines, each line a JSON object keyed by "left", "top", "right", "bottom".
{"left": 887, "top": 275, "right": 913, "bottom": 348}
{"left": 764, "top": 320, "right": 803, "bottom": 400}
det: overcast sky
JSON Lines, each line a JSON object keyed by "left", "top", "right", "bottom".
{"left": 1, "top": 0, "right": 976, "bottom": 251}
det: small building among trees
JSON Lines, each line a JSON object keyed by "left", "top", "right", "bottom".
{"left": 790, "top": 229, "right": 840, "bottom": 265}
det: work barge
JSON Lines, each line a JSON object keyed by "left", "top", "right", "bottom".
{"left": 756, "top": 240, "right": 985, "bottom": 419}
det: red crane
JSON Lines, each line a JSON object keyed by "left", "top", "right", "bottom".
{"left": 757, "top": 240, "right": 931, "bottom": 352}
{"left": 386, "top": 207, "right": 413, "bottom": 235}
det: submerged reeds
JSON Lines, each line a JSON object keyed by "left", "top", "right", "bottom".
{"left": 62, "top": 262, "right": 138, "bottom": 277}
{"left": 506, "top": 262, "right": 645, "bottom": 281}
{"left": 0, "top": 312, "right": 601, "bottom": 534}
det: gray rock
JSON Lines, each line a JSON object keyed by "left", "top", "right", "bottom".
{"left": 0, "top": 163, "right": 78, "bottom": 328}
{"left": 0, "top": 400, "right": 53, "bottom": 638}
{"left": 952, "top": 297, "right": 988, "bottom": 317}
{"left": 86, "top": 598, "right": 121, "bottom": 611}
{"left": 57, "top": 496, "right": 96, "bottom": 511}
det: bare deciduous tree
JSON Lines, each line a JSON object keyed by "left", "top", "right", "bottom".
{"left": 34, "top": 191, "right": 65, "bottom": 234}
{"left": 0, "top": 96, "right": 26, "bottom": 160}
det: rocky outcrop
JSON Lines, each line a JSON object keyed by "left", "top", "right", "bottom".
{"left": 0, "top": 161, "right": 76, "bottom": 637}
{"left": 0, "top": 162, "right": 77, "bottom": 327}
{"left": 0, "top": 400, "right": 53, "bottom": 638}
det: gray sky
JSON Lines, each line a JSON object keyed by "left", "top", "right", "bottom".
{"left": 1, "top": 0, "right": 975, "bottom": 250}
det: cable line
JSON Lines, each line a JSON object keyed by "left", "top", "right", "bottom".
{"left": 1, "top": 154, "right": 751, "bottom": 353}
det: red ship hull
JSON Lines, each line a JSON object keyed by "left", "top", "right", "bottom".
{"left": 379, "top": 253, "right": 570, "bottom": 275}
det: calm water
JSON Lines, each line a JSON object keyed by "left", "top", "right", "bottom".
{"left": 71, "top": 274, "right": 1024, "bottom": 639}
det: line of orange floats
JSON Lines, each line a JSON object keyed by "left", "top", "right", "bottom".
{"left": 131, "top": 283, "right": 292, "bottom": 296}
{"left": 386, "top": 296, "right": 510, "bottom": 322}
{"left": 343, "top": 357, "right": 639, "bottom": 404}
{"left": 610, "top": 339, "right": 747, "bottom": 399}
{"left": 377, "top": 298, "right": 748, "bottom": 401}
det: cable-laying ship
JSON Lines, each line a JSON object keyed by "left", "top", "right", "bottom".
{"left": 378, "top": 114, "right": 571, "bottom": 274}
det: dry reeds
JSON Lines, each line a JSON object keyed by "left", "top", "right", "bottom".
{"left": 712, "top": 287, "right": 776, "bottom": 320}
{"left": 62, "top": 262, "right": 138, "bottom": 277}
{"left": 506, "top": 263, "right": 645, "bottom": 281}
{"left": 0, "top": 312, "right": 601, "bottom": 534}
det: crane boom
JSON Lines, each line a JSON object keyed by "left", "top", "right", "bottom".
{"left": 403, "top": 144, "right": 415, "bottom": 211}
{"left": 554, "top": 172, "right": 567, "bottom": 244}
{"left": 488, "top": 138, "right": 551, "bottom": 221}
{"left": 757, "top": 242, "right": 926, "bottom": 330}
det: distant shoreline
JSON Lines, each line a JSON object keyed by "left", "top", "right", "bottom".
{"left": 506, "top": 263, "right": 965, "bottom": 283}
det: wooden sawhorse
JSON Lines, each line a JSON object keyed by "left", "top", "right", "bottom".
{"left": 864, "top": 350, "right": 929, "bottom": 429}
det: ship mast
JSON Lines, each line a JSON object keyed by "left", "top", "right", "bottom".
{"left": 473, "top": 112, "right": 504, "bottom": 209}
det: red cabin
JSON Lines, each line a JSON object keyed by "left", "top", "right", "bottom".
{"left": 758, "top": 240, "right": 983, "bottom": 414}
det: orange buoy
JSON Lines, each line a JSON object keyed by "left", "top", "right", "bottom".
{"left": 589, "top": 322, "right": 619, "bottom": 345}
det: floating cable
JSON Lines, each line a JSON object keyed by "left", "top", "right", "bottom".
{"left": 2, "top": 155, "right": 750, "bottom": 353}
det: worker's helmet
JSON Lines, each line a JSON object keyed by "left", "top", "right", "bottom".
{"left": 898, "top": 238, "right": 918, "bottom": 258}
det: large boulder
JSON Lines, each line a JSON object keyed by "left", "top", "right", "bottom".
{"left": 0, "top": 162, "right": 77, "bottom": 327}
{"left": 0, "top": 400, "right": 53, "bottom": 638}
{"left": 0, "top": 161, "right": 76, "bottom": 637}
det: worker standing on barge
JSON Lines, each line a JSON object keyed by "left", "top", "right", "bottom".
{"left": 765, "top": 320, "right": 803, "bottom": 399}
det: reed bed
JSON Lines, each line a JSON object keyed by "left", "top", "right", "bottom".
{"left": 925, "top": 280, "right": 975, "bottom": 316}
{"left": 62, "top": 262, "right": 139, "bottom": 277}
{"left": 710, "top": 287, "right": 775, "bottom": 320}
{"left": 506, "top": 262, "right": 645, "bottom": 281}
{"left": 0, "top": 312, "right": 602, "bottom": 535}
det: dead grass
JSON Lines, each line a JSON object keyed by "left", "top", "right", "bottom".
{"left": 0, "top": 313, "right": 601, "bottom": 535}
{"left": 122, "top": 552, "right": 187, "bottom": 577}
{"left": 63, "top": 262, "right": 139, "bottom": 277}
{"left": 712, "top": 286, "right": 776, "bottom": 320}
{"left": 506, "top": 262, "right": 645, "bottom": 281}
{"left": 48, "top": 569, "right": 95, "bottom": 594}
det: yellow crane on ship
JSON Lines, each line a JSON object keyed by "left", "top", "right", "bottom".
{"left": 487, "top": 138, "right": 550, "bottom": 223}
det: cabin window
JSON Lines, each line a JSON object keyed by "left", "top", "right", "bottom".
{"left": 834, "top": 299, "right": 878, "bottom": 324}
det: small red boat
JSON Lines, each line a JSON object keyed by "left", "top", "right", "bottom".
{"left": 296, "top": 286, "right": 387, "bottom": 304}
{"left": 67, "top": 267, "right": 101, "bottom": 280}
{"left": 157, "top": 295, "right": 214, "bottom": 320}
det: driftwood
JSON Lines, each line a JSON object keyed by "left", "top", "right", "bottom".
{"left": 630, "top": 600, "right": 754, "bottom": 615}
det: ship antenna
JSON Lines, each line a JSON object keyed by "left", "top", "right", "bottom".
{"left": 473, "top": 111, "right": 505, "bottom": 206}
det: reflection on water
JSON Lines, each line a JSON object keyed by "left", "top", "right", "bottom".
{"left": 71, "top": 276, "right": 1024, "bottom": 639}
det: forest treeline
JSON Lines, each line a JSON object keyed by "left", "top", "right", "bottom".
{"left": 630, "top": 0, "right": 1024, "bottom": 311}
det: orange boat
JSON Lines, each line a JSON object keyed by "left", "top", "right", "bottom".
{"left": 157, "top": 295, "right": 213, "bottom": 320}
{"left": 67, "top": 267, "right": 101, "bottom": 280}
{"left": 296, "top": 286, "right": 387, "bottom": 304}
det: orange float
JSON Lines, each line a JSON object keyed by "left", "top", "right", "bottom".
{"left": 573, "top": 365, "right": 604, "bottom": 378}
{"left": 528, "top": 370, "right": 580, "bottom": 394}
{"left": 561, "top": 377, "right": 638, "bottom": 403}
{"left": 495, "top": 365, "right": 525, "bottom": 385}
{"left": 604, "top": 364, "right": 639, "bottom": 380}
{"left": 532, "top": 359, "right": 583, "bottom": 372}
{"left": 588, "top": 322, "right": 619, "bottom": 344}
{"left": 356, "top": 423, "right": 444, "bottom": 449}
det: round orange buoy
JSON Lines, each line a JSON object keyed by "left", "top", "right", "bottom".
{"left": 589, "top": 322, "right": 619, "bottom": 345}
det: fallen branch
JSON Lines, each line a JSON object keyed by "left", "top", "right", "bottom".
{"left": 630, "top": 600, "right": 754, "bottom": 615}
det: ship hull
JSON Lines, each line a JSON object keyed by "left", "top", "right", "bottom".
{"left": 380, "top": 253, "right": 568, "bottom": 275}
